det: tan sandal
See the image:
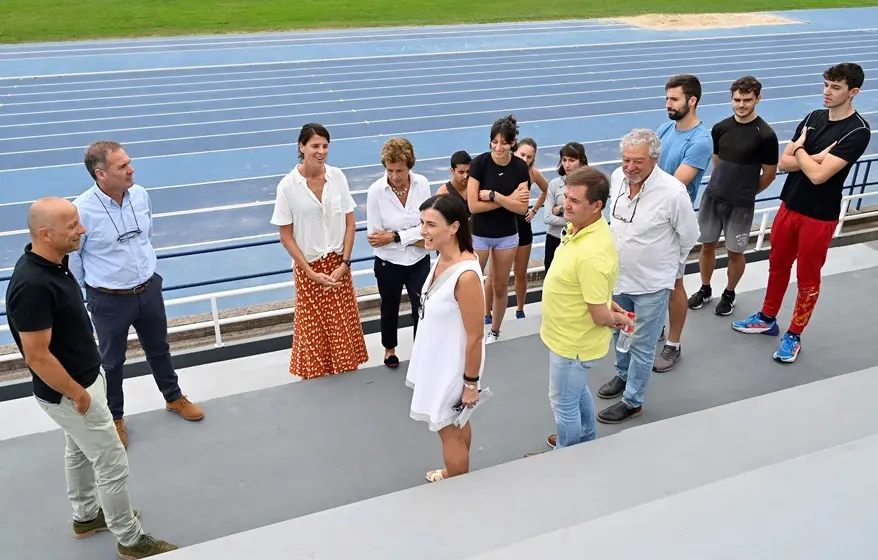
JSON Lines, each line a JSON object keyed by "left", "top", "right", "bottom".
{"left": 425, "top": 469, "right": 447, "bottom": 482}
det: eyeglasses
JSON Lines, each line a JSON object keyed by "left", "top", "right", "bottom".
{"left": 418, "top": 290, "right": 427, "bottom": 321}
{"left": 94, "top": 191, "right": 143, "bottom": 243}
{"left": 116, "top": 229, "right": 143, "bottom": 242}
{"left": 611, "top": 189, "right": 640, "bottom": 223}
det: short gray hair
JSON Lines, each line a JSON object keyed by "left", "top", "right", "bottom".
{"left": 620, "top": 128, "right": 661, "bottom": 160}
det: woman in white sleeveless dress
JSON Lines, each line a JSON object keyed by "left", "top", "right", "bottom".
{"left": 406, "top": 195, "right": 486, "bottom": 483}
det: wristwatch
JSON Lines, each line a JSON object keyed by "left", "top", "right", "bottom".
{"left": 392, "top": 231, "right": 401, "bottom": 243}
{"left": 489, "top": 190, "right": 496, "bottom": 202}
{"left": 342, "top": 258, "right": 351, "bottom": 267}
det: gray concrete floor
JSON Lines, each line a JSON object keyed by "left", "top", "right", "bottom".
{"left": 1, "top": 266, "right": 876, "bottom": 560}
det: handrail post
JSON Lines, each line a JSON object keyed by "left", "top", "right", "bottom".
{"left": 755, "top": 211, "right": 770, "bottom": 251}
{"left": 835, "top": 199, "right": 851, "bottom": 238}
{"left": 858, "top": 160, "right": 872, "bottom": 211}
{"left": 210, "top": 296, "right": 223, "bottom": 348}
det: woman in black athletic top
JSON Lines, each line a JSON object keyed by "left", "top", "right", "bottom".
{"left": 484, "top": 138, "right": 548, "bottom": 322}
{"left": 467, "top": 114, "right": 531, "bottom": 344}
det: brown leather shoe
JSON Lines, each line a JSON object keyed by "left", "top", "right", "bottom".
{"left": 114, "top": 419, "right": 128, "bottom": 448}
{"left": 547, "top": 434, "right": 557, "bottom": 449}
{"left": 165, "top": 396, "right": 204, "bottom": 421}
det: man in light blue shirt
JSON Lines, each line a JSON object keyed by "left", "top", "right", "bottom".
{"left": 657, "top": 75, "right": 713, "bottom": 204}
{"left": 69, "top": 141, "right": 204, "bottom": 447}
{"left": 654, "top": 74, "right": 712, "bottom": 374}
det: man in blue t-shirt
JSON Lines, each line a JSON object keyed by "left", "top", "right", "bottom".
{"left": 654, "top": 74, "right": 712, "bottom": 373}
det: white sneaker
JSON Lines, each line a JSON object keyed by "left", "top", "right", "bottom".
{"left": 486, "top": 331, "right": 500, "bottom": 345}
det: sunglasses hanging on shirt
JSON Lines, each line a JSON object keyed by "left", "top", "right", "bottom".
{"left": 94, "top": 191, "right": 143, "bottom": 243}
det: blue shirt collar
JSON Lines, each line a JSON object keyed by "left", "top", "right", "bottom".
{"left": 90, "top": 184, "right": 130, "bottom": 207}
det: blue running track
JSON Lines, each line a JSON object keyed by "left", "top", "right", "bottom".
{"left": 1, "top": 8, "right": 877, "bottom": 340}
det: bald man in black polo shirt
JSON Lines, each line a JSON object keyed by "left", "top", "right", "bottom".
{"left": 6, "top": 198, "right": 176, "bottom": 558}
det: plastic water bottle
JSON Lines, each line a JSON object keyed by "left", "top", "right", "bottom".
{"left": 615, "top": 312, "right": 636, "bottom": 353}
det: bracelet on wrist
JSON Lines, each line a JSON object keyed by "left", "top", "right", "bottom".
{"left": 464, "top": 382, "right": 478, "bottom": 391}
{"left": 463, "top": 374, "right": 480, "bottom": 383}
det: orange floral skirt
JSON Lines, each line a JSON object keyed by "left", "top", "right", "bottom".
{"left": 291, "top": 252, "right": 369, "bottom": 379}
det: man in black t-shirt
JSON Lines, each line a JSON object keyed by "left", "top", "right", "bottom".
{"left": 733, "top": 63, "right": 871, "bottom": 364}
{"left": 436, "top": 150, "right": 472, "bottom": 216}
{"left": 689, "top": 76, "right": 779, "bottom": 316}
{"left": 6, "top": 198, "right": 176, "bottom": 557}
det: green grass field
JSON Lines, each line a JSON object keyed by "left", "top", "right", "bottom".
{"left": 1, "top": 0, "right": 876, "bottom": 44}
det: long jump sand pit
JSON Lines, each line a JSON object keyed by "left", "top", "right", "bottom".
{"left": 618, "top": 12, "right": 802, "bottom": 30}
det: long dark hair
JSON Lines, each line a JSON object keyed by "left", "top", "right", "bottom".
{"left": 557, "top": 142, "right": 588, "bottom": 176}
{"left": 297, "top": 123, "right": 330, "bottom": 161}
{"left": 419, "top": 195, "right": 473, "bottom": 254}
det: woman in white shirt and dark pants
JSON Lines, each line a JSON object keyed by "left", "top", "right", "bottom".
{"left": 366, "top": 138, "right": 432, "bottom": 368}
{"left": 270, "top": 123, "right": 369, "bottom": 379}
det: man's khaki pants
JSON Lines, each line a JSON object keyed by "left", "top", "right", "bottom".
{"left": 35, "top": 373, "right": 143, "bottom": 546}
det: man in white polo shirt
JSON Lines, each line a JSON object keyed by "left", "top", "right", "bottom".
{"left": 596, "top": 128, "right": 700, "bottom": 424}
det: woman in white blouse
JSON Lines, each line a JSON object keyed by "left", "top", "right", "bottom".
{"left": 406, "top": 195, "right": 485, "bottom": 483}
{"left": 270, "top": 123, "right": 369, "bottom": 379}
{"left": 366, "top": 138, "right": 432, "bottom": 368}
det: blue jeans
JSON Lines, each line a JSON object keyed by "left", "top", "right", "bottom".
{"left": 612, "top": 289, "right": 671, "bottom": 408}
{"left": 548, "top": 350, "right": 601, "bottom": 448}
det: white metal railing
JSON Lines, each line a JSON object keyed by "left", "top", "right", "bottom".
{"left": 1, "top": 190, "right": 878, "bottom": 363}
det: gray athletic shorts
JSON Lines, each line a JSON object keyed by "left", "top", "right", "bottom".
{"left": 473, "top": 233, "right": 518, "bottom": 251}
{"left": 698, "top": 193, "right": 755, "bottom": 254}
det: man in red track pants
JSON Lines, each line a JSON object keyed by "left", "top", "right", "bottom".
{"left": 732, "top": 63, "right": 871, "bottom": 363}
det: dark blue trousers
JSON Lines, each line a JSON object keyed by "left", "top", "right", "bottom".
{"left": 86, "top": 274, "right": 182, "bottom": 420}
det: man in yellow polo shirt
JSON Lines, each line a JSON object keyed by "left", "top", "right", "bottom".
{"left": 538, "top": 166, "right": 632, "bottom": 450}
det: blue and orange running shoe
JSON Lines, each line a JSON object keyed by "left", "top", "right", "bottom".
{"left": 773, "top": 333, "right": 801, "bottom": 363}
{"left": 731, "top": 312, "right": 780, "bottom": 336}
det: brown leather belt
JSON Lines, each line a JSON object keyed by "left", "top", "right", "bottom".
{"left": 91, "top": 276, "right": 153, "bottom": 296}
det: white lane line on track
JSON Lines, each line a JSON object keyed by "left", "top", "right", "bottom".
{"left": 0, "top": 25, "right": 636, "bottom": 64}
{"left": 0, "top": 33, "right": 839, "bottom": 93}
{"left": 0, "top": 34, "right": 832, "bottom": 93}
{"left": 2, "top": 86, "right": 874, "bottom": 158}
{"left": 0, "top": 20, "right": 629, "bottom": 52}
{"left": 4, "top": 27, "right": 874, "bottom": 80}
{"left": 8, "top": 54, "right": 866, "bottom": 122}
{"left": 0, "top": 23, "right": 628, "bottom": 57}
{"left": 1, "top": 119, "right": 875, "bottom": 220}
{"left": 4, "top": 144, "right": 878, "bottom": 241}
{"left": 3, "top": 58, "right": 868, "bottom": 130}
{"left": 7, "top": 42, "right": 878, "bottom": 108}
{"left": 0, "top": 174, "right": 285, "bottom": 208}
{"left": 3, "top": 47, "right": 872, "bottom": 125}
{"left": 0, "top": 74, "right": 851, "bottom": 143}
{"left": 6, "top": 94, "right": 877, "bottom": 174}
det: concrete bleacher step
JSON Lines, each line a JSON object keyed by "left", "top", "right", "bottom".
{"left": 472, "top": 432, "right": 878, "bottom": 559}
{"left": 163, "top": 366, "right": 878, "bottom": 560}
